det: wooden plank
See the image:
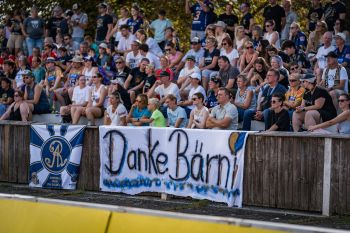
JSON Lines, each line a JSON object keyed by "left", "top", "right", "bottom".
{"left": 91, "top": 127, "right": 101, "bottom": 191}
{"left": 315, "top": 138, "right": 324, "bottom": 212}
{"left": 254, "top": 135, "right": 263, "bottom": 206}
{"left": 17, "top": 126, "right": 30, "bottom": 184}
{"left": 291, "top": 137, "right": 301, "bottom": 210}
{"left": 268, "top": 136, "right": 278, "bottom": 208}
{"left": 285, "top": 137, "right": 293, "bottom": 209}
{"left": 338, "top": 139, "right": 346, "bottom": 214}
{"left": 330, "top": 138, "right": 340, "bottom": 214}
{"left": 261, "top": 136, "right": 270, "bottom": 207}
{"left": 242, "top": 135, "right": 253, "bottom": 205}
{"left": 0, "top": 124, "right": 9, "bottom": 182}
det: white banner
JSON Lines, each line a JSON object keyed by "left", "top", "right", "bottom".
{"left": 99, "top": 126, "right": 249, "bottom": 207}
{"left": 29, "top": 125, "right": 86, "bottom": 189}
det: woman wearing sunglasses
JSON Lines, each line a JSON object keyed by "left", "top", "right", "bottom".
{"left": 266, "top": 93, "right": 290, "bottom": 131}
{"left": 0, "top": 90, "right": 30, "bottom": 121}
{"left": 187, "top": 92, "right": 208, "bottom": 129}
{"left": 308, "top": 94, "right": 350, "bottom": 134}
{"left": 263, "top": 20, "right": 280, "bottom": 49}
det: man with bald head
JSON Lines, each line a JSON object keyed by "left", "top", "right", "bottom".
{"left": 313, "top": 31, "right": 335, "bottom": 83}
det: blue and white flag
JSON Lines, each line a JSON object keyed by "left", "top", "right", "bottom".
{"left": 29, "top": 125, "right": 86, "bottom": 190}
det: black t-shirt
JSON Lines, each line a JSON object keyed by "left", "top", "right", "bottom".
{"left": 143, "top": 75, "right": 156, "bottom": 93}
{"left": 218, "top": 13, "right": 238, "bottom": 38}
{"left": 0, "top": 87, "right": 14, "bottom": 103}
{"left": 96, "top": 14, "right": 113, "bottom": 41}
{"left": 303, "top": 87, "right": 337, "bottom": 121}
{"left": 268, "top": 108, "right": 290, "bottom": 131}
{"left": 241, "top": 12, "right": 253, "bottom": 30}
{"left": 308, "top": 7, "right": 324, "bottom": 31}
{"left": 7, "top": 18, "right": 22, "bottom": 35}
{"left": 203, "top": 48, "right": 220, "bottom": 71}
{"left": 47, "top": 17, "right": 69, "bottom": 39}
{"left": 113, "top": 67, "right": 131, "bottom": 83}
{"left": 129, "top": 67, "right": 147, "bottom": 89}
{"left": 279, "top": 67, "right": 289, "bottom": 89}
{"left": 263, "top": 4, "right": 286, "bottom": 33}
{"left": 323, "top": 2, "right": 346, "bottom": 31}
{"left": 114, "top": 83, "right": 131, "bottom": 111}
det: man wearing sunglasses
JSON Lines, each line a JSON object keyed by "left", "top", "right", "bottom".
{"left": 175, "top": 37, "right": 204, "bottom": 74}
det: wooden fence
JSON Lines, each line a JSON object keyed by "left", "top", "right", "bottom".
{"left": 0, "top": 122, "right": 349, "bottom": 215}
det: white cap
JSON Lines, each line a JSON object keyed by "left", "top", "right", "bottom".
{"left": 190, "top": 72, "right": 201, "bottom": 81}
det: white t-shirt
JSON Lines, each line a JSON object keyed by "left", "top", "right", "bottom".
{"left": 114, "top": 18, "right": 129, "bottom": 42}
{"left": 155, "top": 82, "right": 181, "bottom": 101}
{"left": 117, "top": 34, "right": 136, "bottom": 52}
{"left": 322, "top": 66, "right": 349, "bottom": 93}
{"left": 146, "top": 52, "right": 161, "bottom": 69}
{"left": 72, "top": 86, "right": 91, "bottom": 104}
{"left": 126, "top": 51, "right": 144, "bottom": 69}
{"left": 188, "top": 85, "right": 207, "bottom": 110}
{"left": 146, "top": 37, "right": 163, "bottom": 57}
{"left": 106, "top": 104, "right": 128, "bottom": 126}
{"left": 220, "top": 48, "right": 239, "bottom": 67}
{"left": 178, "top": 66, "right": 201, "bottom": 79}
{"left": 316, "top": 45, "right": 336, "bottom": 70}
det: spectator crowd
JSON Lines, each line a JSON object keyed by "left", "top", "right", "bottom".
{"left": 0, "top": 0, "right": 349, "bottom": 134}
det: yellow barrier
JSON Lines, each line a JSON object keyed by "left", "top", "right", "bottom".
{"left": 0, "top": 198, "right": 285, "bottom": 233}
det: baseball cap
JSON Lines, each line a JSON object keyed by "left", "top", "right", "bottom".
{"left": 186, "top": 55, "right": 196, "bottom": 61}
{"left": 300, "top": 73, "right": 316, "bottom": 83}
{"left": 325, "top": 51, "right": 338, "bottom": 58}
{"left": 21, "top": 69, "right": 34, "bottom": 77}
{"left": 334, "top": 32, "right": 346, "bottom": 41}
{"left": 190, "top": 37, "right": 200, "bottom": 44}
{"left": 210, "top": 76, "right": 222, "bottom": 86}
{"left": 45, "top": 57, "right": 56, "bottom": 63}
{"left": 189, "top": 72, "right": 201, "bottom": 81}
{"left": 157, "top": 71, "right": 170, "bottom": 77}
{"left": 97, "top": 2, "right": 108, "bottom": 8}
{"left": 215, "top": 21, "right": 226, "bottom": 28}
{"left": 72, "top": 3, "right": 80, "bottom": 10}
{"left": 99, "top": 43, "right": 108, "bottom": 49}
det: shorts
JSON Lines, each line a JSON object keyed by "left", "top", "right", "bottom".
{"left": 7, "top": 34, "right": 23, "bottom": 49}
{"left": 33, "top": 104, "right": 51, "bottom": 114}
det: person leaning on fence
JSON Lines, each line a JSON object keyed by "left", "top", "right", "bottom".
{"left": 292, "top": 74, "right": 337, "bottom": 132}
{"left": 206, "top": 87, "right": 238, "bottom": 130}
{"left": 266, "top": 93, "right": 290, "bottom": 131}
{"left": 104, "top": 91, "right": 127, "bottom": 126}
{"left": 0, "top": 90, "right": 30, "bottom": 121}
{"left": 127, "top": 93, "right": 152, "bottom": 126}
{"left": 138, "top": 97, "right": 166, "bottom": 127}
{"left": 308, "top": 93, "right": 350, "bottom": 134}
{"left": 187, "top": 92, "right": 209, "bottom": 129}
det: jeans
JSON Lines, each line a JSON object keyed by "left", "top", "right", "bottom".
{"left": 72, "top": 37, "right": 84, "bottom": 51}
{"left": 240, "top": 108, "right": 256, "bottom": 131}
{"left": 26, "top": 37, "right": 43, "bottom": 56}
{"left": 263, "top": 109, "right": 272, "bottom": 130}
{"left": 0, "top": 104, "right": 7, "bottom": 116}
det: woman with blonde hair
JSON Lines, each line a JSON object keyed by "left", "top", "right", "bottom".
{"left": 307, "top": 20, "right": 327, "bottom": 54}
{"left": 234, "top": 26, "right": 248, "bottom": 53}
{"left": 239, "top": 40, "right": 258, "bottom": 74}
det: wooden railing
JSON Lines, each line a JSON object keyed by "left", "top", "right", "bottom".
{"left": 0, "top": 122, "right": 349, "bottom": 215}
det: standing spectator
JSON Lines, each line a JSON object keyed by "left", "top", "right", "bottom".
{"left": 263, "top": 0, "right": 286, "bottom": 33}
{"left": 127, "top": 5, "right": 143, "bottom": 34}
{"left": 116, "top": 25, "right": 136, "bottom": 56}
{"left": 46, "top": 6, "right": 69, "bottom": 41}
{"left": 266, "top": 93, "right": 290, "bottom": 131}
{"left": 323, "top": 0, "right": 346, "bottom": 32}
{"left": 150, "top": 9, "right": 173, "bottom": 50}
{"left": 307, "top": 0, "right": 324, "bottom": 32}
{"left": 333, "top": 33, "right": 350, "bottom": 71}
{"left": 218, "top": 3, "right": 238, "bottom": 39}
{"left": 280, "top": 0, "right": 297, "bottom": 42}
{"left": 106, "top": 7, "right": 130, "bottom": 48}
{"left": 292, "top": 74, "right": 337, "bottom": 132}
{"left": 165, "top": 94, "right": 188, "bottom": 128}
{"left": 70, "top": 3, "right": 88, "bottom": 51}
{"left": 289, "top": 22, "right": 308, "bottom": 51}
{"left": 104, "top": 91, "right": 127, "bottom": 126}
{"left": 206, "top": 87, "right": 238, "bottom": 130}
{"left": 240, "top": 2, "right": 254, "bottom": 36}
{"left": 95, "top": 3, "right": 113, "bottom": 45}
{"left": 263, "top": 20, "right": 281, "bottom": 49}
{"left": 23, "top": 6, "right": 45, "bottom": 56}
{"left": 217, "top": 55, "right": 239, "bottom": 90}
{"left": 125, "top": 40, "right": 143, "bottom": 69}
{"left": 187, "top": 92, "right": 209, "bottom": 129}
{"left": 185, "top": 0, "right": 217, "bottom": 40}
{"left": 319, "top": 51, "right": 348, "bottom": 108}
{"left": 7, "top": 10, "right": 24, "bottom": 55}
{"left": 0, "top": 77, "right": 14, "bottom": 116}
{"left": 0, "top": 27, "right": 8, "bottom": 51}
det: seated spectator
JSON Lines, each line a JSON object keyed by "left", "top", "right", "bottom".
{"left": 108, "top": 81, "right": 131, "bottom": 111}
{"left": 247, "top": 57, "right": 269, "bottom": 94}
{"left": 266, "top": 93, "right": 290, "bottom": 131}
{"left": 313, "top": 32, "right": 335, "bottom": 81}
{"left": 178, "top": 72, "right": 206, "bottom": 116}
{"left": 177, "top": 55, "right": 200, "bottom": 91}
{"left": 289, "top": 62, "right": 303, "bottom": 75}
{"left": 175, "top": 37, "right": 204, "bottom": 74}
{"left": 333, "top": 19, "right": 350, "bottom": 46}
{"left": 282, "top": 40, "right": 311, "bottom": 71}
{"left": 116, "top": 25, "right": 136, "bottom": 56}
{"left": 155, "top": 56, "right": 173, "bottom": 80}
{"left": 270, "top": 55, "right": 289, "bottom": 89}
{"left": 82, "top": 56, "right": 98, "bottom": 86}
{"left": 14, "top": 56, "right": 30, "bottom": 89}
{"left": 284, "top": 73, "right": 305, "bottom": 118}
{"left": 266, "top": 44, "right": 289, "bottom": 66}
{"left": 139, "top": 97, "right": 166, "bottom": 127}
{"left": 306, "top": 20, "right": 327, "bottom": 54}
{"left": 164, "top": 27, "right": 180, "bottom": 51}
{"left": 309, "top": 94, "right": 350, "bottom": 134}
{"left": 96, "top": 43, "right": 111, "bottom": 67}
{"left": 234, "top": 75, "right": 256, "bottom": 131}
{"left": 44, "top": 57, "right": 64, "bottom": 106}
{"left": 334, "top": 32, "right": 350, "bottom": 72}
{"left": 206, "top": 87, "right": 238, "bottom": 130}
{"left": 72, "top": 73, "right": 107, "bottom": 125}
{"left": 254, "top": 68, "right": 287, "bottom": 130}
{"left": 135, "top": 29, "right": 163, "bottom": 57}
{"left": 140, "top": 64, "right": 156, "bottom": 95}
{"left": 61, "top": 75, "right": 90, "bottom": 123}
{"left": 139, "top": 43, "right": 161, "bottom": 69}
{"left": 187, "top": 92, "right": 209, "bottom": 129}
{"left": 165, "top": 94, "right": 188, "bottom": 128}
{"left": 148, "top": 71, "right": 180, "bottom": 106}
{"left": 251, "top": 25, "right": 263, "bottom": 49}
{"left": 319, "top": 51, "right": 348, "bottom": 109}
{"left": 125, "top": 40, "right": 143, "bottom": 69}
{"left": 0, "top": 90, "right": 30, "bottom": 121}
{"left": 3, "top": 60, "right": 16, "bottom": 80}
{"left": 31, "top": 56, "right": 45, "bottom": 84}
{"left": 220, "top": 37, "right": 239, "bottom": 67}
{"left": 127, "top": 93, "right": 152, "bottom": 126}
{"left": 217, "top": 55, "right": 239, "bottom": 90}
{"left": 199, "top": 36, "right": 220, "bottom": 90}
{"left": 256, "top": 39, "right": 270, "bottom": 62}
{"left": 23, "top": 71, "right": 51, "bottom": 115}
{"left": 289, "top": 22, "right": 307, "bottom": 51}
{"left": 104, "top": 91, "right": 127, "bottom": 126}
{"left": 206, "top": 76, "right": 221, "bottom": 109}
{"left": 263, "top": 20, "right": 280, "bottom": 49}
{"left": 124, "top": 58, "right": 150, "bottom": 102}
{"left": 111, "top": 56, "right": 130, "bottom": 86}
{"left": 165, "top": 42, "right": 183, "bottom": 71}
{"left": 234, "top": 26, "right": 248, "bottom": 53}
{"left": 239, "top": 41, "right": 258, "bottom": 74}
{"left": 292, "top": 74, "right": 337, "bottom": 132}
{"left": 0, "top": 77, "right": 14, "bottom": 116}
{"left": 215, "top": 21, "right": 230, "bottom": 50}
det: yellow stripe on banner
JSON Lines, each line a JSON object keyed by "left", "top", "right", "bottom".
{"left": 0, "top": 199, "right": 110, "bottom": 233}
{"left": 108, "top": 212, "right": 286, "bottom": 233}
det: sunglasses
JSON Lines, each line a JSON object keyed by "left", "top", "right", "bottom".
{"left": 338, "top": 99, "right": 347, "bottom": 102}
{"left": 290, "top": 67, "right": 298, "bottom": 70}
{"left": 271, "top": 100, "right": 280, "bottom": 104}
{"left": 116, "top": 61, "right": 123, "bottom": 64}
{"left": 64, "top": 38, "right": 70, "bottom": 40}
{"left": 14, "top": 94, "right": 19, "bottom": 97}
{"left": 289, "top": 79, "right": 298, "bottom": 82}
{"left": 222, "top": 43, "right": 227, "bottom": 46}
{"left": 246, "top": 46, "right": 253, "bottom": 49}
{"left": 265, "top": 24, "right": 272, "bottom": 28}
{"left": 192, "top": 97, "right": 198, "bottom": 101}
{"left": 165, "top": 49, "right": 171, "bottom": 51}
{"left": 191, "top": 42, "right": 199, "bottom": 45}
{"left": 289, "top": 26, "right": 296, "bottom": 29}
